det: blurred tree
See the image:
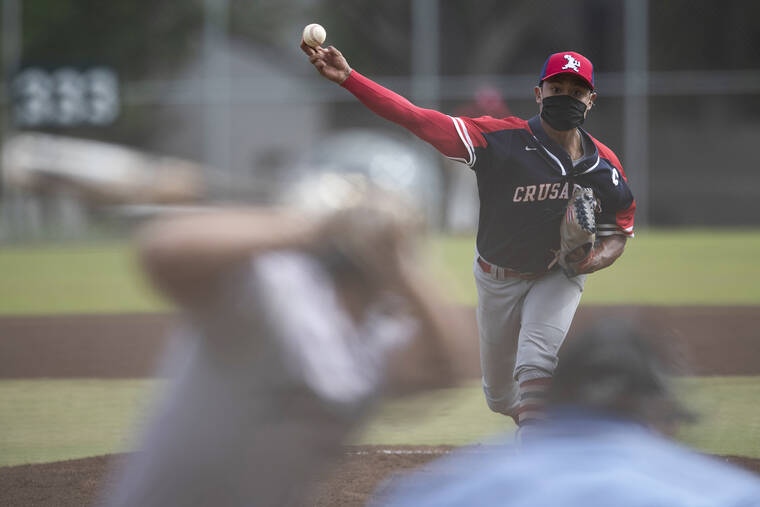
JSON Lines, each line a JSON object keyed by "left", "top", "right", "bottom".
{"left": 19, "top": 0, "right": 204, "bottom": 79}
{"left": 6, "top": 0, "right": 760, "bottom": 82}
{"left": 439, "top": 0, "right": 539, "bottom": 74}
{"left": 302, "top": 0, "right": 413, "bottom": 76}
{"left": 649, "top": 0, "right": 760, "bottom": 71}
{"left": 228, "top": 0, "right": 322, "bottom": 47}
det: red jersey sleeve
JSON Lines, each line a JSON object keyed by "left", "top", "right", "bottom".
{"left": 615, "top": 202, "right": 636, "bottom": 237}
{"left": 341, "top": 71, "right": 485, "bottom": 166}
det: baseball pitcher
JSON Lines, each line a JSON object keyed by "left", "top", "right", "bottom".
{"left": 302, "top": 41, "right": 635, "bottom": 429}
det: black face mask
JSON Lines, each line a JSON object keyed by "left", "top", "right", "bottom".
{"left": 540, "top": 94, "right": 588, "bottom": 131}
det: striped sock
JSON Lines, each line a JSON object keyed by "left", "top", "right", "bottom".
{"left": 516, "top": 377, "right": 551, "bottom": 426}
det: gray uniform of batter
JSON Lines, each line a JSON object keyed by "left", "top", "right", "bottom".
{"left": 103, "top": 251, "right": 413, "bottom": 507}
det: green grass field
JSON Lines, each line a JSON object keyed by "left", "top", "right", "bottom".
{"left": 0, "top": 230, "right": 758, "bottom": 467}
{"left": 0, "top": 379, "right": 158, "bottom": 467}
{"left": 1, "top": 228, "right": 759, "bottom": 315}
{"left": 1, "top": 377, "right": 758, "bottom": 467}
{"left": 0, "top": 241, "right": 168, "bottom": 315}
{"left": 427, "top": 228, "right": 760, "bottom": 306}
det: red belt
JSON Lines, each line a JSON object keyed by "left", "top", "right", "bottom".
{"left": 477, "top": 257, "right": 544, "bottom": 281}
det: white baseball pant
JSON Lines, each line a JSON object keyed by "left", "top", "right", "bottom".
{"left": 473, "top": 254, "right": 585, "bottom": 417}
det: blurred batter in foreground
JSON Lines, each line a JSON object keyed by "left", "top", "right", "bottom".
{"left": 102, "top": 199, "right": 463, "bottom": 507}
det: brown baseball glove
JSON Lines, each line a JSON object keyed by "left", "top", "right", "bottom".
{"left": 549, "top": 186, "right": 599, "bottom": 277}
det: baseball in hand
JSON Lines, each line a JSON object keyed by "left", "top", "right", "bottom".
{"left": 302, "top": 23, "right": 326, "bottom": 48}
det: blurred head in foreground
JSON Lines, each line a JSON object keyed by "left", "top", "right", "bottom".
{"left": 377, "top": 319, "right": 760, "bottom": 507}
{"left": 548, "top": 319, "right": 693, "bottom": 432}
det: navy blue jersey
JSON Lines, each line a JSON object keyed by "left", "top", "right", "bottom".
{"left": 452, "top": 115, "right": 635, "bottom": 273}
{"left": 341, "top": 71, "right": 635, "bottom": 274}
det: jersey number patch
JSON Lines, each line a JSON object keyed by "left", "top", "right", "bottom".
{"left": 611, "top": 168, "right": 620, "bottom": 186}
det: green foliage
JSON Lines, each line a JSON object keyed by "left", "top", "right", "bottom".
{"left": 20, "top": 0, "right": 204, "bottom": 78}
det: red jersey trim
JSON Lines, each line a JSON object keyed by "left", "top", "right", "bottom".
{"left": 598, "top": 197, "right": 635, "bottom": 238}
{"left": 452, "top": 116, "right": 533, "bottom": 168}
{"left": 456, "top": 116, "right": 532, "bottom": 146}
{"left": 615, "top": 201, "right": 636, "bottom": 237}
{"left": 468, "top": 115, "right": 531, "bottom": 133}
{"left": 450, "top": 116, "right": 476, "bottom": 167}
{"left": 587, "top": 134, "right": 628, "bottom": 180}
{"left": 585, "top": 134, "right": 635, "bottom": 236}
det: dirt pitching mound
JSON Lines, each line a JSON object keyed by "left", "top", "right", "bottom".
{"left": 0, "top": 447, "right": 757, "bottom": 507}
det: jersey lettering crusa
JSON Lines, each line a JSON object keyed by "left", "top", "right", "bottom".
{"left": 342, "top": 71, "right": 635, "bottom": 273}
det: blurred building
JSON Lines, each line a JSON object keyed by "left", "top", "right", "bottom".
{"left": 156, "top": 41, "right": 327, "bottom": 202}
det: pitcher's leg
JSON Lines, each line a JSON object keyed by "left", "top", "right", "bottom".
{"left": 474, "top": 259, "right": 529, "bottom": 418}
{"left": 513, "top": 272, "right": 585, "bottom": 425}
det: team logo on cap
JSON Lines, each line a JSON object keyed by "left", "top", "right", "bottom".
{"left": 562, "top": 54, "right": 581, "bottom": 72}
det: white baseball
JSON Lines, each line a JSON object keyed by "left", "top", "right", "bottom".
{"left": 302, "top": 23, "right": 326, "bottom": 48}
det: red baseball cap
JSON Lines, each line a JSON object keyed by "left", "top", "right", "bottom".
{"left": 539, "top": 51, "right": 594, "bottom": 90}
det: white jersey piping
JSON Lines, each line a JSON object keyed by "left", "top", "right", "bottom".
{"left": 450, "top": 116, "right": 476, "bottom": 167}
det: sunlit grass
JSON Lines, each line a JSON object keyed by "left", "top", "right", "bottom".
{"left": 0, "top": 241, "right": 169, "bottom": 315}
{"left": 426, "top": 228, "right": 760, "bottom": 306}
{"left": 2, "top": 376, "right": 758, "bottom": 466}
{"left": 1, "top": 229, "right": 758, "bottom": 314}
{"left": 0, "top": 379, "right": 160, "bottom": 466}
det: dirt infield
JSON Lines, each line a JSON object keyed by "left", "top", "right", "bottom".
{"left": 0, "top": 448, "right": 439, "bottom": 507}
{"left": 1, "top": 306, "right": 759, "bottom": 378}
{"left": 3, "top": 448, "right": 442, "bottom": 507}
{"left": 1, "top": 448, "right": 758, "bottom": 507}
{"left": 1, "top": 306, "right": 759, "bottom": 505}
